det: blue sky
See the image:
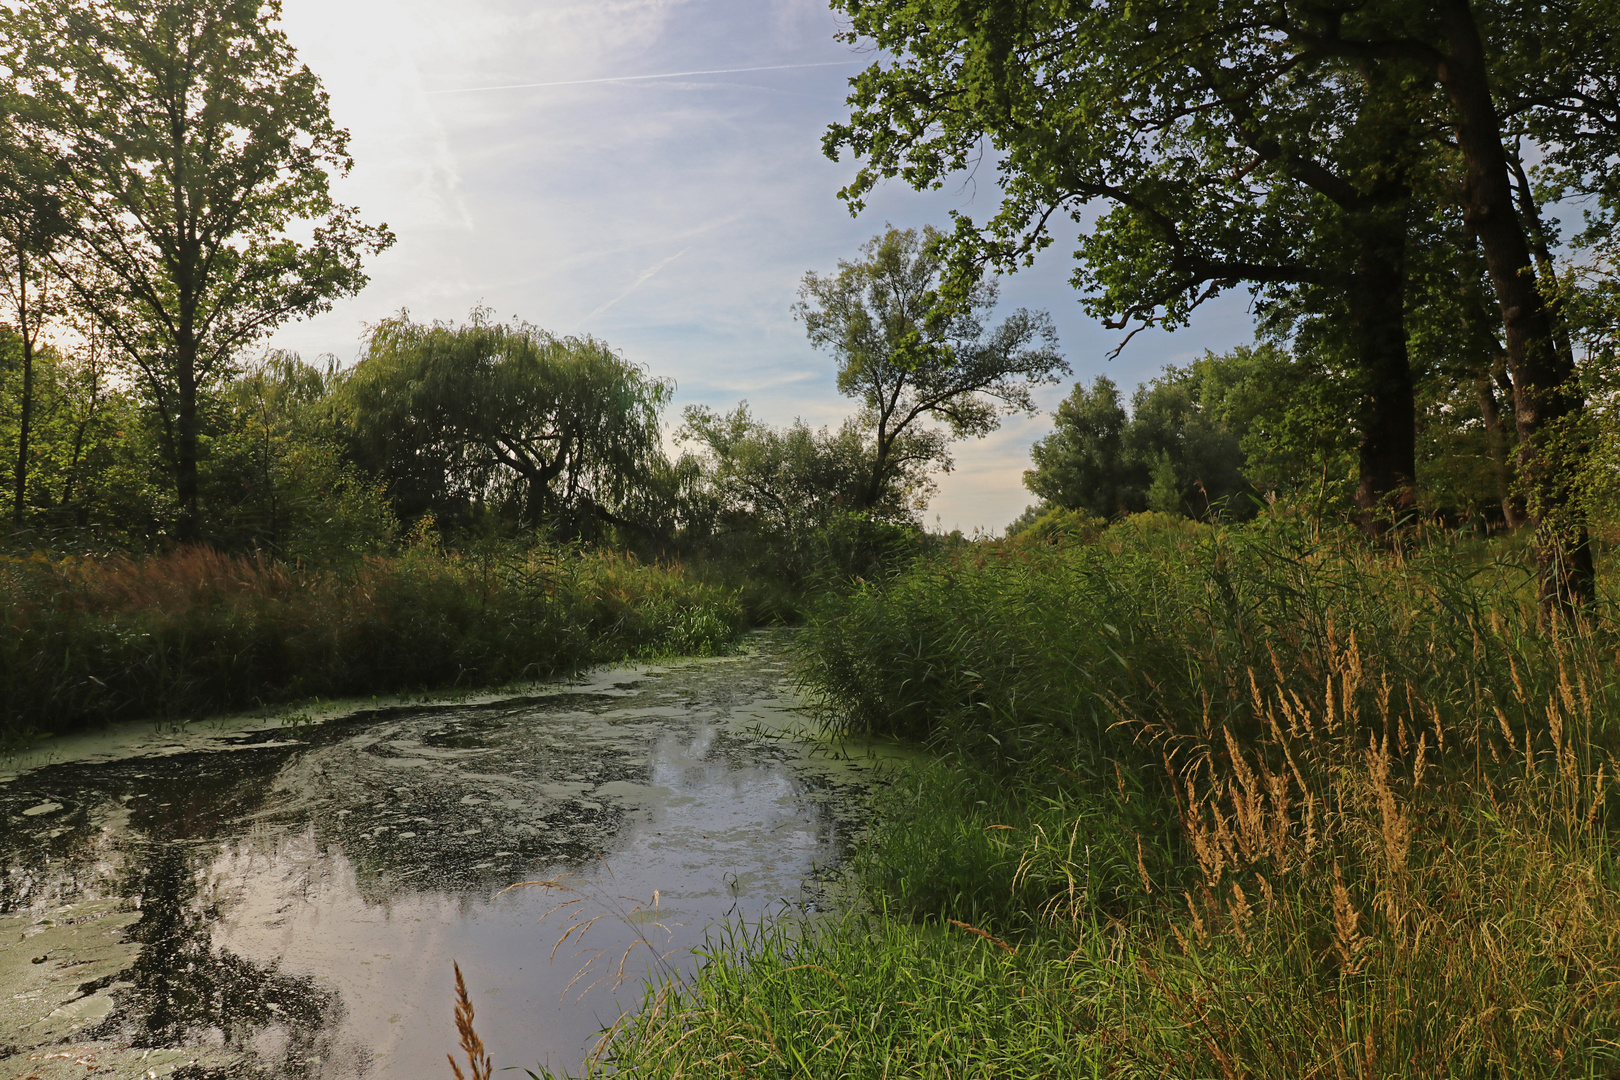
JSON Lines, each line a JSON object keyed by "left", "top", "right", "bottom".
{"left": 269, "top": 0, "right": 1256, "bottom": 533}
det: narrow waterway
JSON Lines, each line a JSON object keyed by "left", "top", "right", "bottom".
{"left": 0, "top": 631, "right": 889, "bottom": 1079}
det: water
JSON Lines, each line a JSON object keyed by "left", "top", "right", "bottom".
{"left": 0, "top": 631, "right": 892, "bottom": 1078}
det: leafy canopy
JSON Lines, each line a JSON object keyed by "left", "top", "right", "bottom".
{"left": 339, "top": 311, "right": 672, "bottom": 535}
{"left": 0, "top": 0, "right": 393, "bottom": 535}
{"left": 796, "top": 226, "right": 1068, "bottom": 508}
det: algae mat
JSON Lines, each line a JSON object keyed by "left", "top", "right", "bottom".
{"left": 0, "top": 631, "right": 894, "bottom": 1078}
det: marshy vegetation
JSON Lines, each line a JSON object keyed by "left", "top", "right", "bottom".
{"left": 593, "top": 518, "right": 1620, "bottom": 1077}
{"left": 5, "top": 1, "right": 1620, "bottom": 1077}
{"left": 0, "top": 542, "right": 746, "bottom": 740}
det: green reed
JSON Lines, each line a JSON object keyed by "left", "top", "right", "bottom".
{"left": 583, "top": 515, "right": 1620, "bottom": 1079}
{"left": 1, "top": 543, "right": 746, "bottom": 744}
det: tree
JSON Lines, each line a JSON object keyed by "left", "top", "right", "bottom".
{"left": 796, "top": 226, "right": 1068, "bottom": 509}
{"left": 823, "top": 0, "right": 1618, "bottom": 611}
{"left": 679, "top": 404, "right": 876, "bottom": 537}
{"left": 198, "top": 351, "right": 395, "bottom": 562}
{"left": 0, "top": 156, "right": 66, "bottom": 527}
{"left": 824, "top": 3, "right": 1441, "bottom": 528}
{"left": 0, "top": 320, "right": 151, "bottom": 537}
{"left": 338, "top": 312, "right": 672, "bottom": 537}
{"left": 1027, "top": 347, "right": 1359, "bottom": 525}
{"left": 0, "top": 0, "right": 393, "bottom": 541}
{"left": 1025, "top": 377, "right": 1138, "bottom": 518}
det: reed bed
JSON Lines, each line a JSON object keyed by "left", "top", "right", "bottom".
{"left": 585, "top": 517, "right": 1620, "bottom": 1079}
{"left": 0, "top": 543, "right": 744, "bottom": 743}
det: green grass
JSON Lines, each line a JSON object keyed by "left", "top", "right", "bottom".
{"left": 0, "top": 542, "right": 747, "bottom": 743}
{"left": 574, "top": 514, "right": 1620, "bottom": 1079}
{"left": 591, "top": 911, "right": 1098, "bottom": 1080}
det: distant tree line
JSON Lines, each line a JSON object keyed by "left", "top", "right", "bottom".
{"left": 1015, "top": 330, "right": 1609, "bottom": 533}
{"left": 0, "top": 0, "right": 1063, "bottom": 578}
{"left": 0, "top": 196, "right": 1060, "bottom": 579}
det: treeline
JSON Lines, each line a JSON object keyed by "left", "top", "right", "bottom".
{"left": 1014, "top": 338, "right": 1620, "bottom": 535}
{"left": 824, "top": 0, "right": 1620, "bottom": 616}
{"left": 0, "top": 227, "right": 1064, "bottom": 584}
{"left": 0, "top": 0, "right": 1073, "bottom": 741}
{"left": 0, "top": 220, "right": 1074, "bottom": 740}
{"left": 0, "top": 0, "right": 1061, "bottom": 584}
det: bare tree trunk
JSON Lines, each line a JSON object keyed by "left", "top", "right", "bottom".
{"left": 1436, "top": 0, "right": 1593, "bottom": 615}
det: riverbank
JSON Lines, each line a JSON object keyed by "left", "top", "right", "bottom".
{"left": 591, "top": 517, "right": 1620, "bottom": 1078}
{"left": 1, "top": 544, "right": 754, "bottom": 747}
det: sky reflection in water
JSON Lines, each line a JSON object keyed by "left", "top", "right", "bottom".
{"left": 0, "top": 633, "right": 885, "bottom": 1078}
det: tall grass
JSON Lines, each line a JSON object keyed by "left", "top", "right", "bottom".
{"left": 0, "top": 543, "right": 745, "bottom": 743}
{"left": 588, "top": 517, "right": 1620, "bottom": 1078}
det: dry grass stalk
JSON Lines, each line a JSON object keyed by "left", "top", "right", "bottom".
{"left": 448, "top": 961, "right": 492, "bottom": 1080}
{"left": 946, "top": 918, "right": 1018, "bottom": 954}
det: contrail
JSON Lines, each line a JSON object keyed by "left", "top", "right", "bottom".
{"left": 430, "top": 60, "right": 860, "bottom": 95}
{"left": 585, "top": 248, "right": 690, "bottom": 322}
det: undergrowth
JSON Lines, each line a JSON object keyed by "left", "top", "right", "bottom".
{"left": 577, "top": 516, "right": 1620, "bottom": 1079}
{"left": 0, "top": 543, "right": 745, "bottom": 743}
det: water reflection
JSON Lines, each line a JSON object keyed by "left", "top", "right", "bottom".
{"left": 0, "top": 633, "right": 884, "bottom": 1078}
{"left": 105, "top": 845, "right": 343, "bottom": 1074}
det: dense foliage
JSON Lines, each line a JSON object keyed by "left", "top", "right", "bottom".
{"left": 0, "top": 541, "right": 744, "bottom": 744}
{"left": 1021, "top": 339, "right": 1534, "bottom": 529}
{"left": 823, "top": 0, "right": 1620, "bottom": 609}
{"left": 0, "top": 0, "right": 393, "bottom": 541}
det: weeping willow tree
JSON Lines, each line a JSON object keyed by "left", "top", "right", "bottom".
{"left": 337, "top": 311, "right": 673, "bottom": 536}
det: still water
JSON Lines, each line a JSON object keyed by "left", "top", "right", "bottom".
{"left": 0, "top": 632, "right": 889, "bottom": 1078}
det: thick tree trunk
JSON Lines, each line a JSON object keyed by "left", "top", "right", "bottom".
{"left": 1348, "top": 209, "right": 1416, "bottom": 530}
{"left": 1436, "top": 0, "right": 1593, "bottom": 615}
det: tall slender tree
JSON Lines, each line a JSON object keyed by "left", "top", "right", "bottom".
{"left": 796, "top": 226, "right": 1068, "bottom": 511}
{"left": 0, "top": 168, "right": 64, "bottom": 527}
{"left": 0, "top": 0, "right": 392, "bottom": 541}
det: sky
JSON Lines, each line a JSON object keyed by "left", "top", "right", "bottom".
{"left": 268, "top": 0, "right": 1257, "bottom": 534}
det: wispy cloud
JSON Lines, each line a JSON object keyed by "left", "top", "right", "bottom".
{"left": 430, "top": 60, "right": 860, "bottom": 95}
{"left": 586, "top": 248, "right": 690, "bottom": 321}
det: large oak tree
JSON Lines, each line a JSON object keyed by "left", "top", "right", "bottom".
{"left": 825, "top": 0, "right": 1619, "bottom": 611}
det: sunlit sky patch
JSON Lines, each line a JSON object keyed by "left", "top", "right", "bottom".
{"left": 268, "top": 0, "right": 1254, "bottom": 533}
